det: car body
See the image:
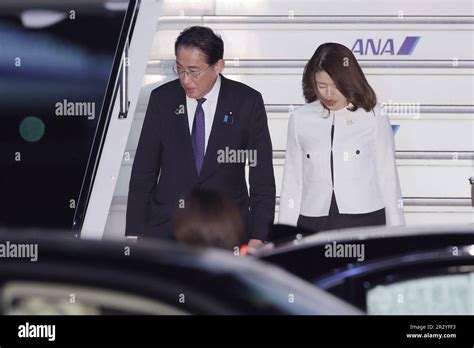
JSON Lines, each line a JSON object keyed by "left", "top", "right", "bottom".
{"left": 255, "top": 224, "right": 474, "bottom": 314}
{"left": 0, "top": 229, "right": 361, "bottom": 315}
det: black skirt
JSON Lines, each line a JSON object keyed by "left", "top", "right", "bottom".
{"left": 297, "top": 125, "right": 386, "bottom": 234}
{"left": 297, "top": 192, "right": 386, "bottom": 233}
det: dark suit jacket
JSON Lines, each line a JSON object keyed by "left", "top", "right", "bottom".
{"left": 125, "top": 75, "right": 276, "bottom": 242}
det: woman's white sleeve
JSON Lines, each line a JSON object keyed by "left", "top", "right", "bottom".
{"left": 375, "top": 109, "right": 406, "bottom": 226}
{"left": 279, "top": 113, "right": 304, "bottom": 227}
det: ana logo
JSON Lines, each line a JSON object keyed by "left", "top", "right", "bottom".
{"left": 391, "top": 124, "right": 400, "bottom": 135}
{"left": 352, "top": 36, "right": 420, "bottom": 56}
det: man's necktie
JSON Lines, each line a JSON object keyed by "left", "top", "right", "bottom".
{"left": 192, "top": 98, "right": 206, "bottom": 175}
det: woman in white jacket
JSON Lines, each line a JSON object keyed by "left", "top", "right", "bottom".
{"left": 279, "top": 42, "right": 405, "bottom": 233}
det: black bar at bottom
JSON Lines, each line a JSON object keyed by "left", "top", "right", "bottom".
{"left": 0, "top": 315, "right": 473, "bottom": 346}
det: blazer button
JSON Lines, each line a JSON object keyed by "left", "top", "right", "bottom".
{"left": 307, "top": 154, "right": 310, "bottom": 159}
{"left": 356, "top": 149, "right": 360, "bottom": 155}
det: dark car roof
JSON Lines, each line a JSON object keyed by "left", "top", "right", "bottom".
{"left": 257, "top": 224, "right": 474, "bottom": 257}
{"left": 0, "top": 229, "right": 362, "bottom": 315}
{"left": 255, "top": 224, "right": 474, "bottom": 281}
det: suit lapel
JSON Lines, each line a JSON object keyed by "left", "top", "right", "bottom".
{"left": 173, "top": 85, "right": 198, "bottom": 180}
{"left": 199, "top": 75, "right": 230, "bottom": 182}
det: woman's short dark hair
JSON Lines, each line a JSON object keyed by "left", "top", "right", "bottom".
{"left": 172, "top": 189, "right": 244, "bottom": 250}
{"left": 174, "top": 26, "right": 224, "bottom": 65}
{"left": 302, "top": 42, "right": 376, "bottom": 112}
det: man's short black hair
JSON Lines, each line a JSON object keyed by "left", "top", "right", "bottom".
{"left": 174, "top": 26, "right": 224, "bottom": 65}
{"left": 172, "top": 188, "right": 244, "bottom": 249}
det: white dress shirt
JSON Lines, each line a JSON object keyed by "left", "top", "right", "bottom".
{"left": 279, "top": 100, "right": 406, "bottom": 227}
{"left": 186, "top": 75, "right": 221, "bottom": 152}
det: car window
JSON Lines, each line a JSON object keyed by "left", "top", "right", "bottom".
{"left": 366, "top": 272, "right": 474, "bottom": 315}
{"left": 1, "top": 281, "right": 188, "bottom": 315}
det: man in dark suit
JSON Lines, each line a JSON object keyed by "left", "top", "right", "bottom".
{"left": 126, "top": 26, "right": 275, "bottom": 247}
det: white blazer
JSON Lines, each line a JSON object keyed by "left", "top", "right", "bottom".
{"left": 279, "top": 100, "right": 405, "bottom": 227}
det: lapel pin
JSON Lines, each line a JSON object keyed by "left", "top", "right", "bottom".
{"left": 175, "top": 104, "right": 185, "bottom": 115}
{"left": 223, "top": 111, "right": 234, "bottom": 125}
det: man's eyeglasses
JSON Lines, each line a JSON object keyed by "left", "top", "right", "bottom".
{"left": 173, "top": 62, "right": 214, "bottom": 80}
